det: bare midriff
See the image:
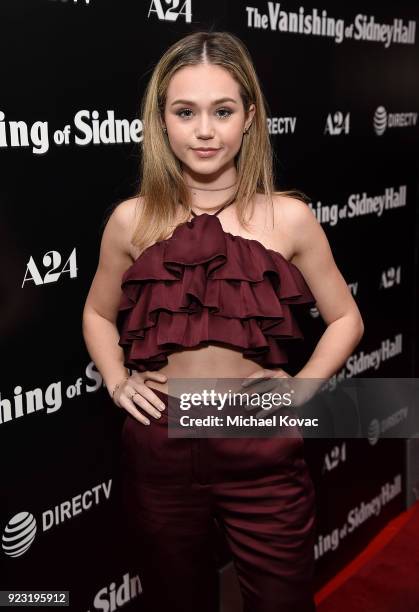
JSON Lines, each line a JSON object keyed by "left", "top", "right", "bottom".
{"left": 128, "top": 195, "right": 294, "bottom": 398}
{"left": 144, "top": 347, "right": 268, "bottom": 397}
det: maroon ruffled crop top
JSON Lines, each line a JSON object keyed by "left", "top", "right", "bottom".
{"left": 116, "top": 201, "right": 316, "bottom": 372}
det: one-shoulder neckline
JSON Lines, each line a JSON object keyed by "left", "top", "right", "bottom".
{"left": 127, "top": 212, "right": 294, "bottom": 270}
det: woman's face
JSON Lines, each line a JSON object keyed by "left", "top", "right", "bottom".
{"left": 163, "top": 63, "right": 255, "bottom": 178}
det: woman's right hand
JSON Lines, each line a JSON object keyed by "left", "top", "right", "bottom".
{"left": 113, "top": 371, "right": 168, "bottom": 425}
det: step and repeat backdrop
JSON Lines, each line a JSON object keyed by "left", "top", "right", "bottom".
{"left": 1, "top": 1, "right": 418, "bottom": 610}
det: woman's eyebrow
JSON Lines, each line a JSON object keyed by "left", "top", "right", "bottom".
{"left": 170, "top": 97, "right": 238, "bottom": 106}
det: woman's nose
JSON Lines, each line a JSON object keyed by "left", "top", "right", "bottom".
{"left": 195, "top": 115, "right": 215, "bottom": 137}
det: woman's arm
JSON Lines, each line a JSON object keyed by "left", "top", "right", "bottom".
{"left": 285, "top": 198, "right": 364, "bottom": 380}
{"left": 82, "top": 199, "right": 137, "bottom": 397}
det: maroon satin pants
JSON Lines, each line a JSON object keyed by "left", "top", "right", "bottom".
{"left": 120, "top": 388, "right": 317, "bottom": 612}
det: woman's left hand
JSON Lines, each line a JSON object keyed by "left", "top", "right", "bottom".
{"left": 240, "top": 367, "right": 319, "bottom": 417}
{"left": 240, "top": 367, "right": 292, "bottom": 399}
{"left": 239, "top": 367, "right": 293, "bottom": 417}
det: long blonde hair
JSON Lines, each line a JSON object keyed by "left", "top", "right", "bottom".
{"left": 122, "top": 31, "right": 308, "bottom": 254}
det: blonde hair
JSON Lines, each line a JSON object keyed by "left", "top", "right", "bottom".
{"left": 122, "top": 30, "right": 308, "bottom": 254}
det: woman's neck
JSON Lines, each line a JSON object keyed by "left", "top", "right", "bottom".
{"left": 184, "top": 171, "right": 238, "bottom": 212}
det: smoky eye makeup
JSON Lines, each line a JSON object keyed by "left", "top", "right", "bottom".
{"left": 175, "top": 108, "right": 234, "bottom": 119}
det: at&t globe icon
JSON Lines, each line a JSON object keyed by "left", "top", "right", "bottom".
{"left": 1, "top": 511, "right": 37, "bottom": 557}
{"left": 374, "top": 106, "right": 388, "bottom": 136}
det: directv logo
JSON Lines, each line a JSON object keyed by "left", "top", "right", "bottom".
{"left": 368, "top": 406, "right": 409, "bottom": 445}
{"left": 373, "top": 105, "right": 417, "bottom": 135}
{"left": 1, "top": 480, "right": 112, "bottom": 557}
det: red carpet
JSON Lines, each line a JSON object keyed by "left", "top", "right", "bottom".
{"left": 315, "top": 501, "right": 419, "bottom": 612}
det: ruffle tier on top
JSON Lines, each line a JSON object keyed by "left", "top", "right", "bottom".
{"left": 116, "top": 213, "right": 316, "bottom": 372}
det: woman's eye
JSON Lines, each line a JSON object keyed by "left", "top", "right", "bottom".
{"left": 176, "top": 108, "right": 233, "bottom": 119}
{"left": 176, "top": 109, "right": 193, "bottom": 118}
{"left": 217, "top": 108, "right": 233, "bottom": 119}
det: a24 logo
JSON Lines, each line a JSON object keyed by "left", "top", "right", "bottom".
{"left": 148, "top": 0, "right": 192, "bottom": 23}
{"left": 380, "top": 266, "right": 401, "bottom": 289}
{"left": 324, "top": 112, "right": 350, "bottom": 135}
{"left": 22, "top": 249, "right": 77, "bottom": 286}
{"left": 322, "top": 442, "right": 347, "bottom": 474}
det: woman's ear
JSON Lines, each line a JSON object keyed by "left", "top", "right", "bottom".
{"left": 159, "top": 112, "right": 167, "bottom": 132}
{"left": 245, "top": 103, "right": 256, "bottom": 131}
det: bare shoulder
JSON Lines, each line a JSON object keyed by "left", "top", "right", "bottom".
{"left": 106, "top": 195, "right": 146, "bottom": 261}
{"left": 114, "top": 195, "right": 143, "bottom": 218}
{"left": 271, "top": 193, "right": 313, "bottom": 229}
{"left": 111, "top": 196, "right": 143, "bottom": 247}
{"left": 270, "top": 194, "right": 318, "bottom": 255}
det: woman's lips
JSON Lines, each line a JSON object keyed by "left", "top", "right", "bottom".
{"left": 192, "top": 148, "right": 221, "bottom": 158}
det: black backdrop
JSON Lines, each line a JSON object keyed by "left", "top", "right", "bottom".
{"left": 1, "top": 1, "right": 418, "bottom": 610}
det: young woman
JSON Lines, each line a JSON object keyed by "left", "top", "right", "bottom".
{"left": 82, "top": 31, "right": 364, "bottom": 612}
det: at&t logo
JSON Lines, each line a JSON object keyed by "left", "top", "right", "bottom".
{"left": 2, "top": 512, "right": 37, "bottom": 558}
{"left": 368, "top": 418, "right": 380, "bottom": 445}
{"left": 374, "top": 106, "right": 387, "bottom": 135}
